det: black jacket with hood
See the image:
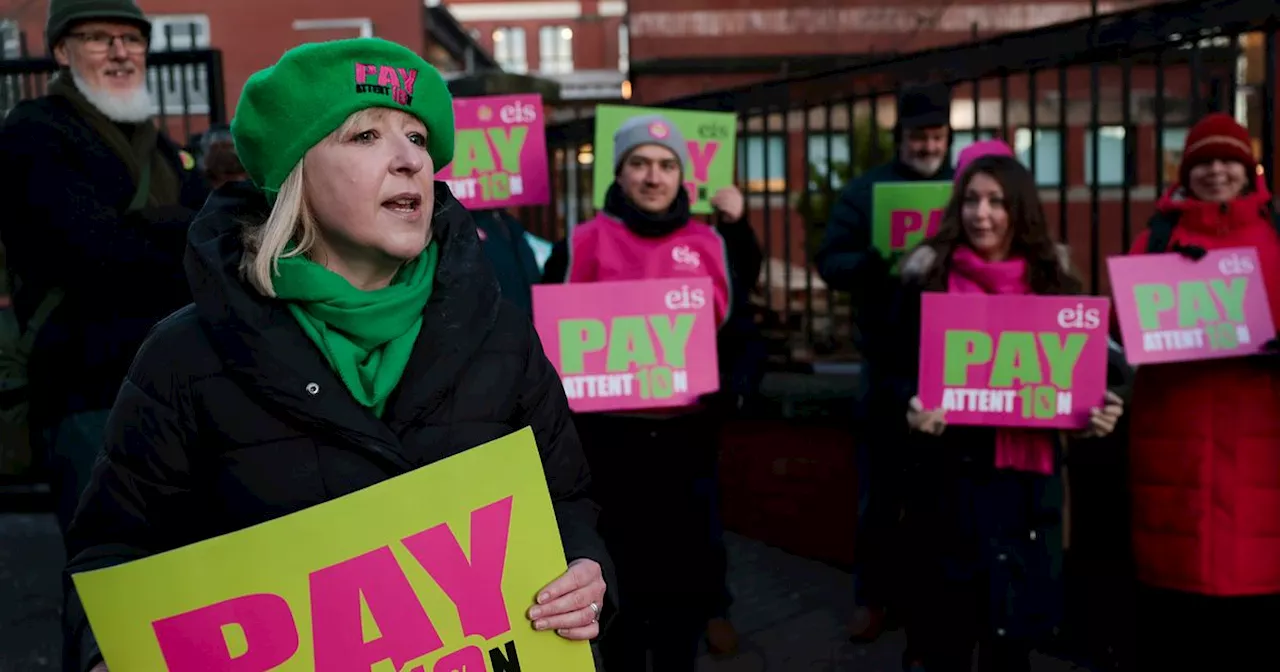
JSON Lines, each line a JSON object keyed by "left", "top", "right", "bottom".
{"left": 61, "top": 181, "right": 613, "bottom": 671}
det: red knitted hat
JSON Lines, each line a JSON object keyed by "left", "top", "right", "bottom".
{"left": 1179, "top": 113, "right": 1256, "bottom": 185}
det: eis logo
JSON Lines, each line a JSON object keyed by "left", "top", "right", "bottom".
{"left": 671, "top": 245, "right": 701, "bottom": 269}
{"left": 354, "top": 63, "right": 418, "bottom": 106}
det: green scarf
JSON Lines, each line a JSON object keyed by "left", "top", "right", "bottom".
{"left": 272, "top": 242, "right": 440, "bottom": 417}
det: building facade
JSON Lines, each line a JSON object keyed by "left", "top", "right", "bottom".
{"left": 440, "top": 0, "right": 629, "bottom": 107}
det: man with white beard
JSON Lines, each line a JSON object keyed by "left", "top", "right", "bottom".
{"left": 814, "top": 82, "right": 953, "bottom": 662}
{"left": 0, "top": 0, "right": 206, "bottom": 543}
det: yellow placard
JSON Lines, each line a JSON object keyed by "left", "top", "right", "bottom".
{"left": 73, "top": 427, "right": 594, "bottom": 672}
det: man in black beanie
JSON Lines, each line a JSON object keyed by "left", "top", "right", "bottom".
{"left": 814, "top": 82, "right": 953, "bottom": 652}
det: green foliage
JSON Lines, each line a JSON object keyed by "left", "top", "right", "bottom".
{"left": 794, "top": 119, "right": 895, "bottom": 257}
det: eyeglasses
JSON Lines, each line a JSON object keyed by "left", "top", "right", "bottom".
{"left": 68, "top": 32, "right": 148, "bottom": 54}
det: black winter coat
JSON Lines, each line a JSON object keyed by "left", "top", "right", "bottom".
{"left": 0, "top": 95, "right": 209, "bottom": 424}
{"left": 61, "top": 181, "right": 613, "bottom": 671}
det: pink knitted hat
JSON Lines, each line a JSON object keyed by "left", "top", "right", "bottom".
{"left": 954, "top": 139, "right": 1016, "bottom": 184}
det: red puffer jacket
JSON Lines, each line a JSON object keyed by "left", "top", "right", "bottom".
{"left": 1127, "top": 174, "right": 1280, "bottom": 596}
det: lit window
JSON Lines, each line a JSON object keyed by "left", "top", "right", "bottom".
{"left": 492, "top": 27, "right": 527, "bottom": 74}
{"left": 539, "top": 25, "right": 573, "bottom": 74}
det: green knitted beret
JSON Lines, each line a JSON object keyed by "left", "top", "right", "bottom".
{"left": 231, "top": 38, "right": 454, "bottom": 199}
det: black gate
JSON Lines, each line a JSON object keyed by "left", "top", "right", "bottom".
{"left": 523, "top": 0, "right": 1279, "bottom": 366}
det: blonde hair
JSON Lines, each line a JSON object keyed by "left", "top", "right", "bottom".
{"left": 241, "top": 108, "right": 398, "bottom": 297}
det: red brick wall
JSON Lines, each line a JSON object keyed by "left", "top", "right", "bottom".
{"left": 461, "top": 16, "right": 622, "bottom": 73}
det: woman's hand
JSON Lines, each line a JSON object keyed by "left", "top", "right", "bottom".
{"left": 1077, "top": 390, "right": 1124, "bottom": 438}
{"left": 907, "top": 396, "right": 947, "bottom": 435}
{"left": 527, "top": 558, "right": 606, "bottom": 640}
{"left": 90, "top": 664, "right": 108, "bottom": 672}
{"left": 709, "top": 186, "right": 745, "bottom": 223}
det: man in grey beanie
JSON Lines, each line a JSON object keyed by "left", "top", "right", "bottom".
{"left": 539, "top": 108, "right": 768, "bottom": 668}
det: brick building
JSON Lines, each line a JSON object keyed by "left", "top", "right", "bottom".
{"left": 438, "top": 0, "right": 629, "bottom": 109}
{"left": 608, "top": 0, "right": 1278, "bottom": 297}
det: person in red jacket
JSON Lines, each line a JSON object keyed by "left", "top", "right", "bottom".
{"left": 1127, "top": 112, "right": 1280, "bottom": 670}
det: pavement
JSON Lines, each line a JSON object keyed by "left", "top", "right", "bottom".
{"left": 0, "top": 513, "right": 1086, "bottom": 672}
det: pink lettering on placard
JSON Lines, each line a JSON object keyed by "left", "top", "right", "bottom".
{"left": 686, "top": 141, "right": 719, "bottom": 183}
{"left": 402, "top": 496, "right": 515, "bottom": 640}
{"left": 152, "top": 593, "right": 298, "bottom": 671}
{"left": 889, "top": 209, "right": 943, "bottom": 248}
{"left": 432, "top": 646, "right": 486, "bottom": 672}
{"left": 398, "top": 68, "right": 418, "bottom": 95}
{"left": 683, "top": 182, "right": 699, "bottom": 207}
{"left": 310, "top": 547, "right": 444, "bottom": 672}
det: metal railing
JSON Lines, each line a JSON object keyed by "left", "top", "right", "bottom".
{"left": 519, "top": 0, "right": 1279, "bottom": 365}
{"left": 0, "top": 23, "right": 227, "bottom": 145}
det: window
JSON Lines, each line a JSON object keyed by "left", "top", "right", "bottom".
{"left": 737, "top": 135, "right": 786, "bottom": 194}
{"left": 1084, "top": 126, "right": 1130, "bottom": 187}
{"left": 492, "top": 27, "right": 527, "bottom": 74}
{"left": 618, "top": 24, "right": 629, "bottom": 73}
{"left": 1160, "top": 127, "right": 1188, "bottom": 186}
{"left": 539, "top": 25, "right": 573, "bottom": 74}
{"left": 950, "top": 128, "right": 998, "bottom": 166}
{"left": 148, "top": 14, "right": 209, "bottom": 51}
{"left": 806, "top": 134, "right": 851, "bottom": 190}
{"left": 0, "top": 20, "right": 20, "bottom": 58}
{"left": 145, "top": 14, "right": 211, "bottom": 115}
{"left": 1012, "top": 128, "right": 1063, "bottom": 187}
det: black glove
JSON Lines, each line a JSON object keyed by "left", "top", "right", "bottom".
{"left": 1260, "top": 338, "right": 1280, "bottom": 354}
{"left": 1170, "top": 242, "right": 1207, "bottom": 260}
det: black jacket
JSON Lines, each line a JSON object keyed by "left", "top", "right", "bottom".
{"left": 61, "top": 181, "right": 612, "bottom": 671}
{"left": 0, "top": 95, "right": 209, "bottom": 423}
{"left": 474, "top": 209, "right": 542, "bottom": 315}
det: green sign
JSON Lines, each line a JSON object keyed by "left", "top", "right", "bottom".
{"left": 871, "top": 181, "right": 953, "bottom": 260}
{"left": 592, "top": 105, "right": 737, "bottom": 215}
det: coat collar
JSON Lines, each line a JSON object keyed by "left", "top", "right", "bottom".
{"left": 185, "top": 181, "right": 500, "bottom": 471}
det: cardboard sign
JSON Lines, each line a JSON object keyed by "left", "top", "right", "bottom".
{"left": 592, "top": 105, "right": 737, "bottom": 214}
{"left": 438, "top": 94, "right": 550, "bottom": 209}
{"left": 917, "top": 293, "right": 1111, "bottom": 429}
{"left": 532, "top": 278, "right": 720, "bottom": 412}
{"left": 1107, "top": 247, "right": 1276, "bottom": 365}
{"left": 872, "top": 181, "right": 954, "bottom": 259}
{"left": 73, "top": 429, "right": 593, "bottom": 672}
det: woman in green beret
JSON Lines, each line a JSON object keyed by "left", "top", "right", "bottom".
{"left": 63, "top": 38, "right": 611, "bottom": 672}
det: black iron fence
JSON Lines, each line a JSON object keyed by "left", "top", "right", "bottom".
{"left": 521, "top": 0, "right": 1279, "bottom": 365}
{"left": 0, "top": 23, "right": 226, "bottom": 146}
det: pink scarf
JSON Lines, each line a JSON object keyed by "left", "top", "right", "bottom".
{"left": 947, "top": 246, "right": 1056, "bottom": 475}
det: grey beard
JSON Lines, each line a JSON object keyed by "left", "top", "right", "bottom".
{"left": 72, "top": 68, "right": 154, "bottom": 123}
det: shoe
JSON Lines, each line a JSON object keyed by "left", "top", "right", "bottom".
{"left": 847, "top": 606, "right": 888, "bottom": 643}
{"left": 705, "top": 617, "right": 739, "bottom": 655}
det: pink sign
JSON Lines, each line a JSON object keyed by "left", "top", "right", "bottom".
{"left": 1107, "top": 247, "right": 1275, "bottom": 365}
{"left": 437, "top": 94, "right": 549, "bottom": 209}
{"left": 532, "top": 278, "right": 720, "bottom": 413}
{"left": 917, "top": 293, "right": 1111, "bottom": 429}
